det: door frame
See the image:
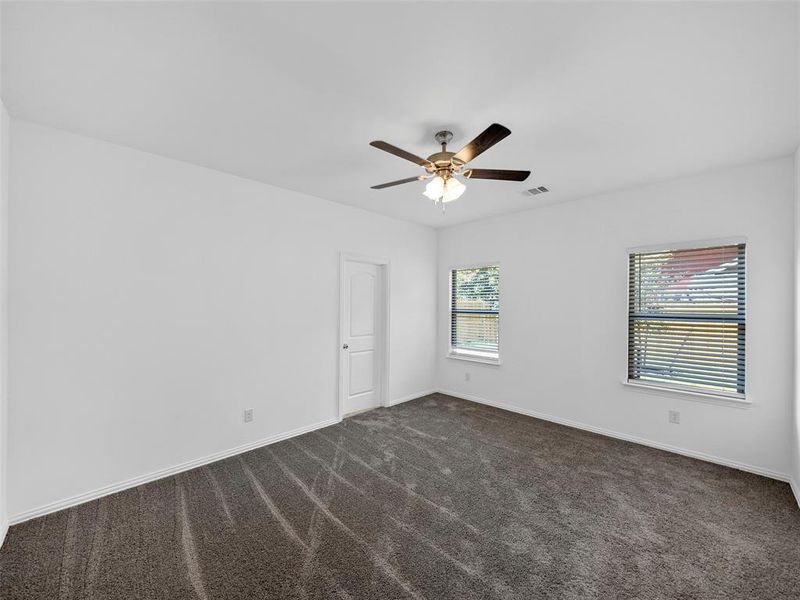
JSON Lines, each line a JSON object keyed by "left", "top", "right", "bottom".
{"left": 338, "top": 253, "right": 391, "bottom": 421}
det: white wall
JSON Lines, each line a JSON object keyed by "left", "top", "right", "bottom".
{"left": 7, "top": 120, "right": 437, "bottom": 520}
{"left": 0, "top": 2, "right": 8, "bottom": 545}
{"left": 793, "top": 147, "right": 800, "bottom": 496}
{"left": 438, "top": 157, "right": 795, "bottom": 479}
{"left": 791, "top": 7, "right": 800, "bottom": 503}
{"left": 0, "top": 100, "right": 8, "bottom": 542}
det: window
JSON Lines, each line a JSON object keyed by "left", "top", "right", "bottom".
{"left": 450, "top": 265, "right": 500, "bottom": 362}
{"left": 628, "top": 243, "right": 745, "bottom": 397}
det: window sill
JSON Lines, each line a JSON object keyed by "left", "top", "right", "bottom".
{"left": 621, "top": 380, "right": 750, "bottom": 407}
{"left": 447, "top": 352, "right": 501, "bottom": 366}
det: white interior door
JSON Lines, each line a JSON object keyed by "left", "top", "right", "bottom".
{"left": 341, "top": 260, "right": 383, "bottom": 416}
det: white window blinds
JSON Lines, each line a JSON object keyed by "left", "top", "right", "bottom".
{"left": 628, "top": 243, "right": 745, "bottom": 395}
{"left": 450, "top": 266, "right": 499, "bottom": 358}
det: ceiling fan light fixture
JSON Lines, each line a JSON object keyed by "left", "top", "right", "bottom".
{"left": 442, "top": 176, "right": 466, "bottom": 203}
{"left": 423, "top": 175, "right": 445, "bottom": 200}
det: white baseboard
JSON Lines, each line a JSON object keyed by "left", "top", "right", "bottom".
{"left": 437, "top": 388, "right": 790, "bottom": 483}
{"left": 790, "top": 478, "right": 800, "bottom": 509}
{"left": 0, "top": 516, "right": 8, "bottom": 549}
{"left": 388, "top": 389, "right": 435, "bottom": 407}
{"left": 9, "top": 416, "right": 341, "bottom": 526}
{"left": 9, "top": 389, "right": 794, "bottom": 526}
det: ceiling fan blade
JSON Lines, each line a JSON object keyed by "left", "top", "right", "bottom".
{"left": 464, "top": 168, "right": 531, "bottom": 182}
{"left": 370, "top": 141, "right": 433, "bottom": 168}
{"left": 370, "top": 175, "right": 425, "bottom": 190}
{"left": 453, "top": 123, "right": 512, "bottom": 164}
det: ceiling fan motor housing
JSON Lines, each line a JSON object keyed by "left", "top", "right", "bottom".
{"left": 428, "top": 131, "right": 464, "bottom": 177}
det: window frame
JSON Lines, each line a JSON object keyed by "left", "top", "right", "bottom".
{"left": 624, "top": 238, "right": 748, "bottom": 403}
{"left": 448, "top": 263, "right": 501, "bottom": 365}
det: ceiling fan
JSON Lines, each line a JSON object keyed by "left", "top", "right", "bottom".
{"left": 369, "top": 123, "right": 530, "bottom": 210}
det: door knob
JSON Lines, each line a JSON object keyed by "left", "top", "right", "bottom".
{"left": 342, "top": 343, "right": 349, "bottom": 350}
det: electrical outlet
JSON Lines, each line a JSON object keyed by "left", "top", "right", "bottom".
{"left": 244, "top": 408, "right": 254, "bottom": 423}
{"left": 668, "top": 410, "right": 680, "bottom": 425}
{"left": 465, "top": 372, "right": 471, "bottom": 382}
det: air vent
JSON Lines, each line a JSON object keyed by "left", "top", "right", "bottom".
{"left": 527, "top": 186, "right": 549, "bottom": 195}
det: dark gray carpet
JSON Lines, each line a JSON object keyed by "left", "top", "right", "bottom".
{"left": 1, "top": 393, "right": 799, "bottom": 599}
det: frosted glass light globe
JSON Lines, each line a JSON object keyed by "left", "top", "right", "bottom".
{"left": 423, "top": 176, "right": 445, "bottom": 200}
{"left": 442, "top": 176, "right": 466, "bottom": 202}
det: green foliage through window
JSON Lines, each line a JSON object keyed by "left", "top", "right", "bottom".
{"left": 451, "top": 266, "right": 499, "bottom": 357}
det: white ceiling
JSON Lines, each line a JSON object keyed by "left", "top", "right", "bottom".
{"left": 3, "top": 1, "right": 798, "bottom": 228}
